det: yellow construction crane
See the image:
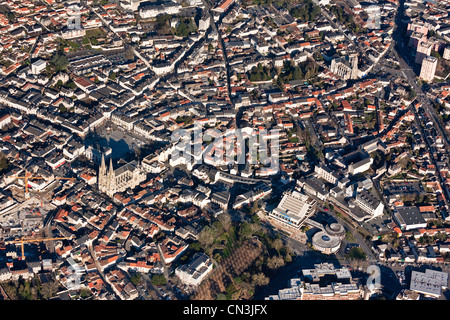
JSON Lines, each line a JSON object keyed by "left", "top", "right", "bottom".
{"left": 5, "top": 236, "right": 73, "bottom": 260}
{"left": 10, "top": 171, "right": 76, "bottom": 198}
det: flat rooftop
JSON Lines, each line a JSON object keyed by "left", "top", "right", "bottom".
{"left": 271, "top": 190, "right": 316, "bottom": 224}
{"left": 410, "top": 269, "right": 448, "bottom": 297}
{"left": 395, "top": 206, "right": 426, "bottom": 226}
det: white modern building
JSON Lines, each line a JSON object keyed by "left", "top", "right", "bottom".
{"left": 199, "top": 14, "right": 211, "bottom": 32}
{"left": 393, "top": 206, "right": 427, "bottom": 231}
{"left": 269, "top": 190, "right": 317, "bottom": 230}
{"left": 175, "top": 252, "right": 213, "bottom": 287}
{"left": 312, "top": 231, "right": 341, "bottom": 254}
{"left": 266, "top": 263, "right": 362, "bottom": 300}
{"left": 31, "top": 59, "right": 47, "bottom": 75}
{"left": 311, "top": 223, "right": 345, "bottom": 255}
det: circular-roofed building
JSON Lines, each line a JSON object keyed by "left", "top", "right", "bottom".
{"left": 325, "top": 223, "right": 346, "bottom": 239}
{"left": 312, "top": 230, "right": 341, "bottom": 254}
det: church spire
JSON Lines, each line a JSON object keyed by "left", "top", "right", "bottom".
{"left": 109, "top": 157, "right": 114, "bottom": 174}
{"left": 98, "top": 154, "right": 106, "bottom": 192}
{"left": 108, "top": 157, "right": 116, "bottom": 197}
{"left": 100, "top": 154, "right": 106, "bottom": 172}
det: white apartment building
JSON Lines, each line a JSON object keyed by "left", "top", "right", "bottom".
{"left": 152, "top": 61, "right": 174, "bottom": 75}
{"left": 0, "top": 114, "right": 11, "bottom": 129}
{"left": 314, "top": 164, "right": 339, "bottom": 185}
{"left": 111, "top": 112, "right": 137, "bottom": 131}
{"left": 415, "top": 41, "right": 433, "bottom": 64}
{"left": 355, "top": 190, "right": 384, "bottom": 217}
{"left": 443, "top": 45, "right": 450, "bottom": 60}
{"left": 419, "top": 56, "right": 438, "bottom": 82}
{"left": 348, "top": 157, "right": 373, "bottom": 175}
{"left": 199, "top": 15, "right": 211, "bottom": 32}
{"left": 139, "top": 2, "right": 181, "bottom": 19}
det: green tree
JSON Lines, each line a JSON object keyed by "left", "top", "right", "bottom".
{"left": 346, "top": 247, "right": 366, "bottom": 260}
{"left": 80, "top": 289, "right": 92, "bottom": 299}
{"left": 155, "top": 14, "right": 172, "bottom": 35}
{"left": 266, "top": 256, "right": 285, "bottom": 270}
{"left": 248, "top": 64, "right": 272, "bottom": 82}
{"left": 431, "top": 51, "right": 441, "bottom": 59}
{"left": 49, "top": 53, "right": 69, "bottom": 72}
{"left": 251, "top": 201, "right": 259, "bottom": 214}
{"left": 290, "top": 0, "right": 321, "bottom": 22}
{"left": 40, "top": 281, "right": 59, "bottom": 299}
{"left": 218, "top": 213, "right": 232, "bottom": 231}
{"left": 151, "top": 274, "right": 167, "bottom": 286}
{"left": 272, "top": 238, "right": 283, "bottom": 253}
{"left": 252, "top": 273, "right": 269, "bottom": 287}
{"left": 226, "top": 283, "right": 238, "bottom": 299}
{"left": 0, "top": 152, "right": 9, "bottom": 172}
{"left": 216, "top": 293, "right": 227, "bottom": 300}
{"left": 109, "top": 71, "right": 116, "bottom": 81}
{"left": 130, "top": 273, "right": 142, "bottom": 286}
{"left": 175, "top": 21, "right": 189, "bottom": 37}
{"left": 239, "top": 222, "right": 252, "bottom": 239}
{"left": 198, "top": 226, "right": 215, "bottom": 246}
{"left": 18, "top": 281, "right": 32, "bottom": 300}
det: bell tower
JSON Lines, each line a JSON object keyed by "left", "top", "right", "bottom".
{"left": 98, "top": 154, "right": 106, "bottom": 193}
{"left": 107, "top": 158, "right": 116, "bottom": 197}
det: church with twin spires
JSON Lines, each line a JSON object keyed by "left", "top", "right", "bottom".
{"left": 98, "top": 155, "right": 147, "bottom": 198}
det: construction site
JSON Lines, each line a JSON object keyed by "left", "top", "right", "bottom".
{"left": 0, "top": 171, "right": 75, "bottom": 262}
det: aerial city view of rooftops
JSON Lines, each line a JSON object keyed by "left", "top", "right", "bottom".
{"left": 0, "top": 0, "right": 449, "bottom": 302}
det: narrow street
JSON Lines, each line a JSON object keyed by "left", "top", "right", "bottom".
{"left": 140, "top": 272, "right": 166, "bottom": 300}
{"left": 204, "top": 0, "right": 233, "bottom": 104}
{"left": 87, "top": 244, "right": 119, "bottom": 299}
{"left": 391, "top": 0, "right": 450, "bottom": 150}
